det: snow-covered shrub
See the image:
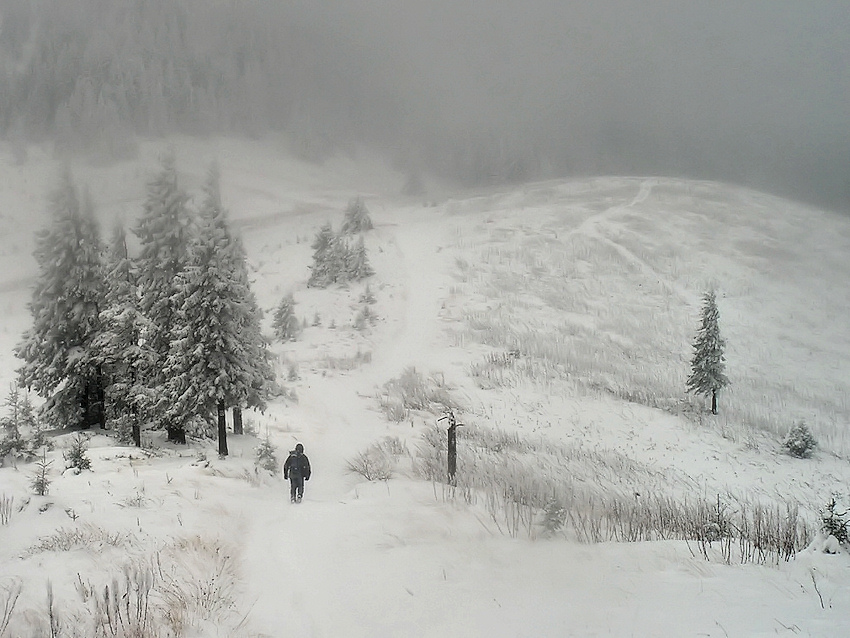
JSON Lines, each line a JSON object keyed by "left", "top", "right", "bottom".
{"left": 383, "top": 398, "right": 407, "bottom": 423}
{"left": 820, "top": 497, "right": 849, "bottom": 545}
{"left": 379, "top": 436, "right": 409, "bottom": 457}
{"left": 25, "top": 524, "right": 132, "bottom": 555}
{"left": 272, "top": 293, "right": 300, "bottom": 342}
{"left": 784, "top": 420, "right": 816, "bottom": 458}
{"left": 63, "top": 433, "right": 92, "bottom": 472}
{"left": 380, "top": 368, "right": 459, "bottom": 420}
{"left": 14, "top": 537, "right": 249, "bottom": 638}
{"left": 341, "top": 196, "right": 373, "bottom": 234}
{"left": 346, "top": 444, "right": 394, "bottom": 481}
{"left": 255, "top": 434, "right": 279, "bottom": 474}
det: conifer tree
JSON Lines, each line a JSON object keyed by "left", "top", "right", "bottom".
{"left": 346, "top": 235, "right": 375, "bottom": 281}
{"left": 161, "top": 164, "right": 274, "bottom": 454}
{"left": 133, "top": 153, "right": 194, "bottom": 442}
{"left": 686, "top": 290, "right": 729, "bottom": 415}
{"left": 95, "top": 223, "right": 154, "bottom": 445}
{"left": 307, "top": 222, "right": 341, "bottom": 287}
{"left": 272, "top": 293, "right": 300, "bottom": 342}
{"left": 16, "top": 171, "right": 107, "bottom": 429}
{"left": 341, "top": 196, "right": 373, "bottom": 234}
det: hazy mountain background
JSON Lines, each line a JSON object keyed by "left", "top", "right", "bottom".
{"left": 1, "top": 0, "right": 848, "bottom": 211}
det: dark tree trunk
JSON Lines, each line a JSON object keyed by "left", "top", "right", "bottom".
{"left": 440, "top": 410, "right": 463, "bottom": 486}
{"left": 447, "top": 424, "right": 458, "bottom": 485}
{"left": 233, "top": 407, "right": 243, "bottom": 435}
{"left": 218, "top": 401, "right": 228, "bottom": 457}
{"left": 131, "top": 404, "right": 141, "bottom": 447}
{"left": 80, "top": 384, "right": 91, "bottom": 429}
{"left": 711, "top": 390, "right": 718, "bottom": 415}
{"left": 96, "top": 366, "right": 106, "bottom": 429}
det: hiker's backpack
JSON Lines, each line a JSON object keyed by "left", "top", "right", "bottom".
{"left": 288, "top": 453, "right": 302, "bottom": 479}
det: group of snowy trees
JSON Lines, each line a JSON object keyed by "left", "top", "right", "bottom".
{"left": 15, "top": 156, "right": 275, "bottom": 452}
{"left": 307, "top": 198, "right": 374, "bottom": 288}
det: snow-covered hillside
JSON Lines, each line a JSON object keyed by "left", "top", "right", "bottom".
{"left": 1, "top": 137, "right": 849, "bottom": 637}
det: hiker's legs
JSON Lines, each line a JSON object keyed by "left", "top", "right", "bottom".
{"left": 290, "top": 479, "right": 298, "bottom": 501}
{"left": 296, "top": 477, "right": 305, "bottom": 500}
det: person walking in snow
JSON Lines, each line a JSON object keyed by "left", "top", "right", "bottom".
{"left": 284, "top": 443, "right": 311, "bottom": 503}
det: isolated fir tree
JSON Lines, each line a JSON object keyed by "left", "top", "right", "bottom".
{"left": 133, "top": 153, "right": 194, "bottom": 442}
{"left": 273, "top": 293, "right": 300, "bottom": 342}
{"left": 686, "top": 290, "right": 729, "bottom": 415}
{"left": 94, "top": 223, "right": 155, "bottom": 446}
{"left": 784, "top": 420, "right": 817, "bottom": 458}
{"left": 161, "top": 164, "right": 274, "bottom": 454}
{"left": 16, "top": 171, "right": 107, "bottom": 429}
{"left": 341, "top": 196, "right": 373, "bottom": 234}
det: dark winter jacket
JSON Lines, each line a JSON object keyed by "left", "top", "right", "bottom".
{"left": 284, "top": 451, "right": 311, "bottom": 481}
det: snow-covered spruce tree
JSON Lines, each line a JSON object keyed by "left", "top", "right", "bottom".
{"left": 341, "top": 196, "right": 373, "bottom": 234}
{"left": 784, "top": 420, "right": 817, "bottom": 458}
{"left": 686, "top": 290, "right": 729, "bottom": 415}
{"left": 821, "top": 497, "right": 849, "bottom": 544}
{"left": 94, "top": 223, "right": 155, "bottom": 446}
{"left": 255, "top": 432, "right": 279, "bottom": 474}
{"left": 272, "top": 293, "right": 300, "bottom": 342}
{"left": 161, "top": 164, "right": 275, "bottom": 455}
{"left": 345, "top": 235, "right": 374, "bottom": 281}
{"left": 307, "top": 222, "right": 342, "bottom": 287}
{"left": 133, "top": 152, "right": 195, "bottom": 443}
{"left": 16, "top": 171, "right": 107, "bottom": 429}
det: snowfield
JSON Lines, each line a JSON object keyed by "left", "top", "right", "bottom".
{"left": 1, "top": 137, "right": 850, "bottom": 637}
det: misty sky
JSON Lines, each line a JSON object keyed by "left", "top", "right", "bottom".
{"left": 279, "top": 1, "right": 849, "bottom": 208}
{"left": 2, "top": 0, "right": 848, "bottom": 209}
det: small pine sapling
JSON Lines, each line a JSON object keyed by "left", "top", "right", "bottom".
{"left": 287, "top": 363, "right": 300, "bottom": 382}
{"left": 63, "top": 433, "right": 92, "bottom": 472}
{"left": 360, "top": 284, "right": 376, "bottom": 305}
{"left": 542, "top": 499, "right": 567, "bottom": 535}
{"left": 784, "top": 420, "right": 817, "bottom": 458}
{"left": 821, "top": 497, "right": 849, "bottom": 544}
{"left": 255, "top": 433, "right": 279, "bottom": 474}
{"left": 31, "top": 448, "right": 53, "bottom": 495}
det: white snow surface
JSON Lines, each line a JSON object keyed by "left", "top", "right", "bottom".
{"left": 1, "top": 137, "right": 850, "bottom": 637}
